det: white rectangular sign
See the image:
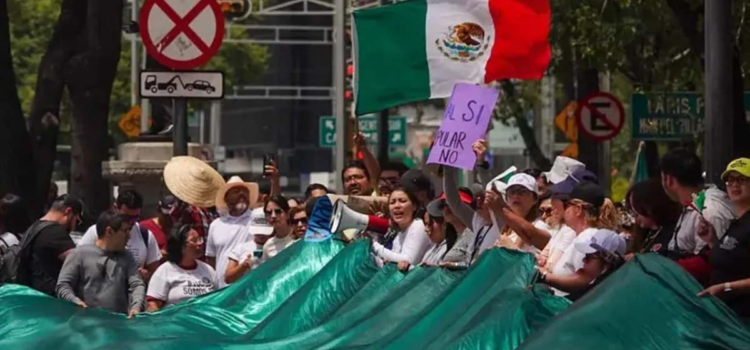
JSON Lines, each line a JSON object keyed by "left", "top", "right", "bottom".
{"left": 139, "top": 71, "right": 224, "bottom": 99}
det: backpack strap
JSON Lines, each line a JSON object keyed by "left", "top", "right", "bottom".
{"left": 139, "top": 224, "right": 150, "bottom": 250}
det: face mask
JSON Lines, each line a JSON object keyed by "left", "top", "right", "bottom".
{"left": 233, "top": 202, "right": 248, "bottom": 213}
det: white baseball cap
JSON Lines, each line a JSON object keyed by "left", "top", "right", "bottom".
{"left": 248, "top": 207, "right": 274, "bottom": 236}
{"left": 575, "top": 229, "right": 627, "bottom": 255}
{"left": 506, "top": 173, "right": 538, "bottom": 193}
{"left": 544, "top": 156, "right": 585, "bottom": 185}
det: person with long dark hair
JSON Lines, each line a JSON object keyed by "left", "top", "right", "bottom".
{"left": 0, "top": 194, "right": 32, "bottom": 248}
{"left": 146, "top": 225, "right": 217, "bottom": 311}
{"left": 260, "top": 195, "right": 296, "bottom": 263}
{"left": 373, "top": 187, "right": 432, "bottom": 266}
{"left": 397, "top": 211, "right": 457, "bottom": 271}
{"left": 626, "top": 178, "right": 683, "bottom": 256}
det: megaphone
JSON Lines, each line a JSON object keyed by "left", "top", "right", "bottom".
{"left": 330, "top": 200, "right": 390, "bottom": 237}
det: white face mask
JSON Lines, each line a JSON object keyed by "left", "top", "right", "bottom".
{"left": 233, "top": 201, "right": 248, "bottom": 213}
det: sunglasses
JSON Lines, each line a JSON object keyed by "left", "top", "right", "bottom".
{"left": 540, "top": 207, "right": 553, "bottom": 215}
{"left": 291, "top": 217, "right": 308, "bottom": 225}
{"left": 265, "top": 208, "right": 284, "bottom": 216}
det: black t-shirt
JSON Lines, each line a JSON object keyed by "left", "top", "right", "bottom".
{"left": 27, "top": 222, "right": 75, "bottom": 296}
{"left": 709, "top": 211, "right": 750, "bottom": 317}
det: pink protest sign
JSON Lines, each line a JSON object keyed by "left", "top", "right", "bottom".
{"left": 427, "top": 83, "right": 499, "bottom": 170}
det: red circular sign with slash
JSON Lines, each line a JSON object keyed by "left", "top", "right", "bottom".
{"left": 575, "top": 92, "right": 625, "bottom": 141}
{"left": 140, "top": 0, "right": 225, "bottom": 70}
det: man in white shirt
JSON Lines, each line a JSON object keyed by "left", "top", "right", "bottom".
{"left": 78, "top": 190, "right": 161, "bottom": 282}
{"left": 206, "top": 176, "right": 259, "bottom": 289}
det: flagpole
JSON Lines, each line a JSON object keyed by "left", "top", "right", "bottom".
{"left": 333, "top": 0, "right": 347, "bottom": 193}
{"left": 629, "top": 141, "right": 644, "bottom": 185}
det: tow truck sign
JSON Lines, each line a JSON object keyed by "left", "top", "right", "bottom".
{"left": 139, "top": 71, "right": 224, "bottom": 99}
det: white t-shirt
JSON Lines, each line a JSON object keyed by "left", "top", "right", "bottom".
{"left": 545, "top": 224, "right": 577, "bottom": 260}
{"left": 206, "top": 211, "right": 253, "bottom": 289}
{"left": 372, "top": 219, "right": 432, "bottom": 265}
{"left": 227, "top": 240, "right": 260, "bottom": 275}
{"left": 0, "top": 232, "right": 19, "bottom": 248}
{"left": 472, "top": 214, "right": 501, "bottom": 259}
{"left": 507, "top": 220, "right": 550, "bottom": 255}
{"left": 261, "top": 235, "right": 296, "bottom": 263}
{"left": 147, "top": 261, "right": 217, "bottom": 307}
{"left": 551, "top": 227, "right": 597, "bottom": 277}
{"left": 78, "top": 223, "right": 161, "bottom": 268}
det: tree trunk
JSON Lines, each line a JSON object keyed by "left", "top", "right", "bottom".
{"left": 575, "top": 65, "right": 601, "bottom": 177}
{"left": 27, "top": 0, "right": 87, "bottom": 216}
{"left": 499, "top": 80, "right": 552, "bottom": 170}
{"left": 0, "top": 0, "right": 36, "bottom": 214}
{"left": 665, "top": 0, "right": 749, "bottom": 157}
{"left": 67, "top": 0, "right": 123, "bottom": 216}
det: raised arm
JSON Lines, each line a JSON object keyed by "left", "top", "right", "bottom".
{"left": 354, "top": 132, "right": 381, "bottom": 192}
{"left": 443, "top": 166, "right": 475, "bottom": 228}
{"left": 472, "top": 139, "right": 492, "bottom": 186}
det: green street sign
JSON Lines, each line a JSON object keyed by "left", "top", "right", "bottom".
{"left": 319, "top": 115, "right": 407, "bottom": 148}
{"left": 632, "top": 92, "right": 750, "bottom": 140}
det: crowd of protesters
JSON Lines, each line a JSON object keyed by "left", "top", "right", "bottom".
{"left": 1, "top": 133, "right": 750, "bottom": 323}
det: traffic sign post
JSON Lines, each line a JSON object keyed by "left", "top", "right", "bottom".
{"left": 139, "top": 71, "right": 224, "bottom": 99}
{"left": 140, "top": 0, "right": 224, "bottom": 70}
{"left": 140, "top": 0, "right": 225, "bottom": 156}
{"left": 575, "top": 92, "right": 625, "bottom": 142}
{"left": 320, "top": 115, "right": 407, "bottom": 150}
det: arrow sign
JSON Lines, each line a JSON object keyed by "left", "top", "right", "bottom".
{"left": 325, "top": 120, "right": 335, "bottom": 129}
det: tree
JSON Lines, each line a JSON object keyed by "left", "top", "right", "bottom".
{"left": 497, "top": 0, "right": 750, "bottom": 179}
{"left": 0, "top": 0, "right": 35, "bottom": 216}
{"left": 7, "top": 1, "right": 270, "bottom": 217}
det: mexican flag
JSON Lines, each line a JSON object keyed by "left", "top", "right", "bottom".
{"left": 352, "top": 0, "right": 551, "bottom": 115}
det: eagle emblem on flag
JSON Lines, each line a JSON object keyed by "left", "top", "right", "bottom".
{"left": 436, "top": 22, "right": 490, "bottom": 62}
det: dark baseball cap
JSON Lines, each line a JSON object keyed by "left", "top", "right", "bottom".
{"left": 569, "top": 182, "right": 606, "bottom": 208}
{"left": 550, "top": 169, "right": 598, "bottom": 200}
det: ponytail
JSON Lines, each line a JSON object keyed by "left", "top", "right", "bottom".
{"left": 595, "top": 198, "right": 618, "bottom": 231}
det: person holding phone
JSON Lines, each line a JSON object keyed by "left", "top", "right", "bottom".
{"left": 263, "top": 154, "right": 282, "bottom": 198}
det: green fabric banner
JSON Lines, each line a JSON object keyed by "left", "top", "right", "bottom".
{"left": 2, "top": 239, "right": 750, "bottom": 350}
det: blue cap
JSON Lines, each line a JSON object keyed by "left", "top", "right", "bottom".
{"left": 550, "top": 169, "right": 598, "bottom": 200}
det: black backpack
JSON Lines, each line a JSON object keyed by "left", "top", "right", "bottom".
{"left": 0, "top": 221, "right": 56, "bottom": 285}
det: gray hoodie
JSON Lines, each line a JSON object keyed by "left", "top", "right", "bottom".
{"left": 56, "top": 244, "right": 145, "bottom": 314}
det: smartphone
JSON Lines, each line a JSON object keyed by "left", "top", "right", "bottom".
{"left": 263, "top": 154, "right": 276, "bottom": 177}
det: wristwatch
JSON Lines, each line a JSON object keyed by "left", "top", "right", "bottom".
{"left": 724, "top": 282, "right": 733, "bottom": 292}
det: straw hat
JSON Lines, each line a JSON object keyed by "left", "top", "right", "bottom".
{"left": 164, "top": 156, "right": 226, "bottom": 208}
{"left": 215, "top": 176, "right": 260, "bottom": 213}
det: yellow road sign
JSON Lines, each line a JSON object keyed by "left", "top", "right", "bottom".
{"left": 118, "top": 105, "right": 142, "bottom": 138}
{"left": 554, "top": 101, "right": 578, "bottom": 141}
{"left": 561, "top": 142, "right": 579, "bottom": 159}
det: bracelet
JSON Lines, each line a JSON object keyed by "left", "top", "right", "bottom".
{"left": 724, "top": 282, "right": 733, "bottom": 292}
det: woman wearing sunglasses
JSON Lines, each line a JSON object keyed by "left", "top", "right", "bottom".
{"left": 536, "top": 198, "right": 577, "bottom": 270}
{"left": 397, "top": 211, "right": 457, "bottom": 271}
{"left": 289, "top": 207, "right": 308, "bottom": 240}
{"left": 146, "top": 225, "right": 217, "bottom": 311}
{"left": 260, "top": 195, "right": 296, "bottom": 263}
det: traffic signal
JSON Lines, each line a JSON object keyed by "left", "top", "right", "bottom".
{"left": 219, "top": 0, "right": 251, "bottom": 20}
{"left": 345, "top": 62, "right": 354, "bottom": 100}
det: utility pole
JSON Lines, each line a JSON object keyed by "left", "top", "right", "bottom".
{"left": 704, "top": 0, "right": 734, "bottom": 184}
{"left": 173, "top": 99, "right": 188, "bottom": 156}
{"left": 333, "top": 0, "right": 347, "bottom": 192}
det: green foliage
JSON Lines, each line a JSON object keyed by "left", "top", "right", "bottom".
{"left": 9, "top": 0, "right": 269, "bottom": 144}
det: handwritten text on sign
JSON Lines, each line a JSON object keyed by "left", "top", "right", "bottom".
{"left": 427, "top": 83, "right": 499, "bottom": 170}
